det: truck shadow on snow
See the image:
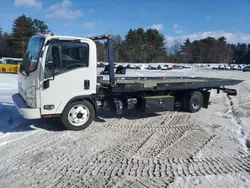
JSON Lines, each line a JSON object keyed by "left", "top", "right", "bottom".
{"left": 0, "top": 102, "right": 163, "bottom": 132}
{"left": 95, "top": 109, "right": 163, "bottom": 122}
{"left": 0, "top": 103, "right": 183, "bottom": 132}
{"left": 0, "top": 103, "right": 65, "bottom": 133}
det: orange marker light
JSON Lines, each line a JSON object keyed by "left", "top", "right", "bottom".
{"left": 42, "top": 115, "right": 53, "bottom": 118}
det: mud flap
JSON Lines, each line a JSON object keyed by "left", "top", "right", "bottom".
{"left": 202, "top": 91, "right": 211, "bottom": 108}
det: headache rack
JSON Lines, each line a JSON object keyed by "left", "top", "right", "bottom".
{"left": 88, "top": 35, "right": 115, "bottom": 87}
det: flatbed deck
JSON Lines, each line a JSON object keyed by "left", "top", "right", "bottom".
{"left": 98, "top": 76, "right": 243, "bottom": 92}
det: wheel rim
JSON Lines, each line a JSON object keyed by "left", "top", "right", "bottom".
{"left": 191, "top": 96, "right": 201, "bottom": 110}
{"left": 68, "top": 104, "right": 90, "bottom": 126}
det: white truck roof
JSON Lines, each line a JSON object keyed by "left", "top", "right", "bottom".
{"left": 34, "top": 34, "right": 95, "bottom": 43}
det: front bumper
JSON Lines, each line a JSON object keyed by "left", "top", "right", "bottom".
{"left": 12, "top": 93, "right": 41, "bottom": 119}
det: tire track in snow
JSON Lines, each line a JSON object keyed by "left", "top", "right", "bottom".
{"left": 45, "top": 155, "right": 250, "bottom": 188}
{"left": 5, "top": 126, "right": 249, "bottom": 188}
{"left": 99, "top": 112, "right": 197, "bottom": 133}
{"left": 226, "top": 94, "right": 249, "bottom": 151}
{"left": 158, "top": 129, "right": 215, "bottom": 159}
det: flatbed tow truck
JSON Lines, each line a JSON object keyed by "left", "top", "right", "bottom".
{"left": 12, "top": 34, "right": 243, "bottom": 130}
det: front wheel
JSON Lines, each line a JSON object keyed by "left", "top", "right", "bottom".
{"left": 61, "top": 100, "right": 95, "bottom": 131}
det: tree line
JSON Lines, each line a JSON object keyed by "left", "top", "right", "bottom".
{"left": 168, "top": 37, "right": 250, "bottom": 64}
{"left": 97, "top": 30, "right": 250, "bottom": 64}
{"left": 0, "top": 14, "right": 250, "bottom": 64}
{"left": 0, "top": 14, "right": 50, "bottom": 58}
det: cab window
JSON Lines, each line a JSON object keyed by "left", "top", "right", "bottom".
{"left": 44, "top": 41, "right": 89, "bottom": 78}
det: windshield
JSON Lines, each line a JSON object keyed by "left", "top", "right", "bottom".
{"left": 21, "top": 36, "right": 45, "bottom": 74}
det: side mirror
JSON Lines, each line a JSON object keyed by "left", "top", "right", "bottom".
{"left": 52, "top": 46, "right": 63, "bottom": 69}
{"left": 43, "top": 46, "right": 62, "bottom": 89}
{"left": 43, "top": 79, "right": 50, "bottom": 89}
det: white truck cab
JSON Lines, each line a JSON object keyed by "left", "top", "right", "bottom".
{"left": 12, "top": 33, "right": 98, "bottom": 130}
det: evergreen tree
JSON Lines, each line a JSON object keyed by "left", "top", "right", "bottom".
{"left": 245, "top": 44, "right": 250, "bottom": 64}
{"left": 182, "top": 38, "right": 192, "bottom": 63}
{"left": 175, "top": 36, "right": 241, "bottom": 64}
{"left": 232, "top": 43, "right": 248, "bottom": 64}
{"left": 12, "top": 14, "right": 35, "bottom": 57}
{"left": 11, "top": 15, "right": 50, "bottom": 57}
{"left": 144, "top": 29, "right": 166, "bottom": 62}
{"left": 217, "top": 37, "right": 231, "bottom": 63}
{"left": 121, "top": 28, "right": 166, "bottom": 63}
{"left": 32, "top": 19, "right": 50, "bottom": 34}
{"left": 0, "top": 32, "right": 14, "bottom": 57}
{"left": 112, "top": 34, "right": 122, "bottom": 62}
{"left": 0, "top": 26, "right": 3, "bottom": 39}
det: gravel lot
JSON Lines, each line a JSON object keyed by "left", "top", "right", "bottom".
{"left": 0, "top": 69, "right": 249, "bottom": 188}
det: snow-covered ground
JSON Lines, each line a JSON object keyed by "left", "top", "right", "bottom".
{"left": 0, "top": 69, "right": 250, "bottom": 188}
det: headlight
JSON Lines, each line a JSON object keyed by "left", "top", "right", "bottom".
{"left": 26, "top": 86, "right": 36, "bottom": 99}
{"left": 26, "top": 86, "right": 36, "bottom": 107}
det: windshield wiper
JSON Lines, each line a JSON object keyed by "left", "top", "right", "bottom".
{"left": 21, "top": 55, "right": 30, "bottom": 76}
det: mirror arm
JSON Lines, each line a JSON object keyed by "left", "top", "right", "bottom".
{"left": 48, "top": 72, "right": 55, "bottom": 81}
{"left": 58, "top": 46, "right": 63, "bottom": 68}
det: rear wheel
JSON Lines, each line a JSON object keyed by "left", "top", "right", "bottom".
{"left": 185, "top": 91, "right": 203, "bottom": 113}
{"left": 61, "top": 100, "right": 95, "bottom": 131}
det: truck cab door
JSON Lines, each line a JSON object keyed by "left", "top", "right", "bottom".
{"left": 40, "top": 39, "right": 97, "bottom": 115}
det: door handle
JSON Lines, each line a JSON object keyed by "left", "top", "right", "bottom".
{"left": 84, "top": 80, "right": 90, "bottom": 89}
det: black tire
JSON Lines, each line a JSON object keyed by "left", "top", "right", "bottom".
{"left": 61, "top": 100, "right": 95, "bottom": 131}
{"left": 121, "top": 69, "right": 126, "bottom": 74}
{"left": 186, "top": 91, "right": 203, "bottom": 113}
